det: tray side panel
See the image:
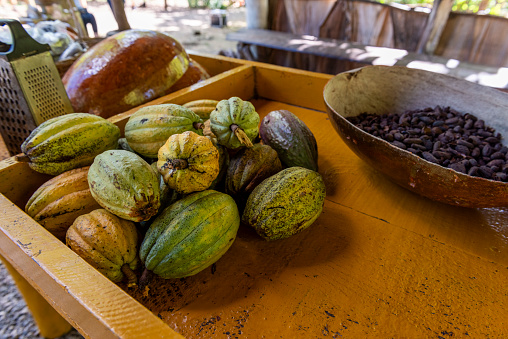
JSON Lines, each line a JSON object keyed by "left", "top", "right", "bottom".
{"left": 254, "top": 64, "right": 333, "bottom": 111}
{"left": 188, "top": 52, "right": 247, "bottom": 76}
{"left": 0, "top": 195, "right": 183, "bottom": 339}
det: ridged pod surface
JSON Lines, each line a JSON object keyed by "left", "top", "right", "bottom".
{"left": 157, "top": 131, "right": 219, "bottom": 194}
{"left": 88, "top": 150, "right": 160, "bottom": 222}
{"left": 225, "top": 143, "right": 282, "bottom": 205}
{"left": 20, "top": 113, "right": 120, "bottom": 175}
{"left": 209, "top": 97, "right": 260, "bottom": 149}
{"left": 66, "top": 209, "right": 139, "bottom": 286}
{"left": 183, "top": 99, "right": 219, "bottom": 120}
{"left": 169, "top": 59, "right": 210, "bottom": 92}
{"left": 259, "top": 110, "right": 319, "bottom": 171}
{"left": 150, "top": 162, "right": 180, "bottom": 211}
{"left": 63, "top": 29, "right": 190, "bottom": 118}
{"left": 124, "top": 104, "right": 204, "bottom": 158}
{"left": 139, "top": 190, "right": 240, "bottom": 279}
{"left": 25, "top": 166, "right": 101, "bottom": 240}
{"left": 242, "top": 167, "right": 326, "bottom": 241}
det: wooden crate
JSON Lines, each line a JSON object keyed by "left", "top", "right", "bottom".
{"left": 0, "top": 54, "right": 507, "bottom": 338}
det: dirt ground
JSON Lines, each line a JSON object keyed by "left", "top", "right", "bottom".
{"left": 0, "top": 1, "right": 246, "bottom": 159}
{"left": 88, "top": 0, "right": 246, "bottom": 55}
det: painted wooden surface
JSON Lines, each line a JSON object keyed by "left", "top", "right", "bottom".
{"left": 0, "top": 57, "right": 507, "bottom": 338}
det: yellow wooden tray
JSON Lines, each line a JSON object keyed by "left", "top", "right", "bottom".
{"left": 1, "top": 53, "right": 507, "bottom": 338}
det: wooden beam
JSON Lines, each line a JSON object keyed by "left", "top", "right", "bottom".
{"left": 416, "top": 0, "right": 454, "bottom": 55}
{"left": 110, "top": 0, "right": 131, "bottom": 31}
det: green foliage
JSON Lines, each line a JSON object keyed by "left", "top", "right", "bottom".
{"left": 376, "top": 0, "right": 508, "bottom": 17}
{"left": 187, "top": 0, "right": 236, "bottom": 9}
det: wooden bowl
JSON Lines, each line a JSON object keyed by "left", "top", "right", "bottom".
{"left": 323, "top": 65, "right": 508, "bottom": 208}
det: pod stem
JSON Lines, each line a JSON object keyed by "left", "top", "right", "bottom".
{"left": 121, "top": 264, "right": 138, "bottom": 288}
{"left": 163, "top": 158, "right": 188, "bottom": 177}
{"left": 170, "top": 158, "right": 188, "bottom": 170}
{"left": 15, "top": 154, "right": 30, "bottom": 162}
{"left": 138, "top": 268, "right": 154, "bottom": 295}
{"left": 231, "top": 124, "right": 253, "bottom": 148}
{"left": 193, "top": 122, "right": 205, "bottom": 130}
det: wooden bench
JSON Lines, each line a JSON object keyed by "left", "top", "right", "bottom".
{"left": 227, "top": 28, "right": 508, "bottom": 92}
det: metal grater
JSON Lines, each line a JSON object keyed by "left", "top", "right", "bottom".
{"left": 0, "top": 19, "right": 73, "bottom": 156}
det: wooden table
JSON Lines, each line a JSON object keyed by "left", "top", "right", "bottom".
{"left": 227, "top": 28, "right": 508, "bottom": 93}
{"left": 1, "top": 53, "right": 507, "bottom": 338}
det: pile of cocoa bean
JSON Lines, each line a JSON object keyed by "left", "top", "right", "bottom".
{"left": 347, "top": 106, "right": 508, "bottom": 182}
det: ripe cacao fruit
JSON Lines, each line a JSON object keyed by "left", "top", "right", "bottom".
{"left": 157, "top": 131, "right": 219, "bottom": 194}
{"left": 25, "top": 166, "right": 101, "bottom": 240}
{"left": 66, "top": 209, "right": 139, "bottom": 287}
{"left": 169, "top": 58, "right": 210, "bottom": 92}
{"left": 19, "top": 113, "right": 120, "bottom": 176}
{"left": 242, "top": 167, "right": 326, "bottom": 241}
{"left": 125, "top": 104, "right": 204, "bottom": 158}
{"left": 63, "top": 29, "right": 190, "bottom": 118}
{"left": 225, "top": 143, "right": 282, "bottom": 208}
{"left": 259, "top": 110, "right": 319, "bottom": 171}
{"left": 88, "top": 150, "right": 161, "bottom": 222}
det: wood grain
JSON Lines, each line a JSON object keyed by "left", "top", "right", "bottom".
{"left": 0, "top": 58, "right": 507, "bottom": 338}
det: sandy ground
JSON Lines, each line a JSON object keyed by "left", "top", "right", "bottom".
{"left": 87, "top": 0, "right": 246, "bottom": 54}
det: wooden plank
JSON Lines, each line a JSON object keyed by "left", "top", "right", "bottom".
{"left": 254, "top": 64, "right": 333, "bottom": 112}
{"left": 228, "top": 29, "right": 508, "bottom": 90}
{"left": 0, "top": 196, "right": 183, "bottom": 339}
{"left": 416, "top": 0, "right": 454, "bottom": 54}
{"left": 0, "top": 255, "right": 72, "bottom": 338}
{"left": 1, "top": 59, "right": 507, "bottom": 338}
{"left": 188, "top": 52, "right": 247, "bottom": 77}
{"left": 227, "top": 28, "right": 406, "bottom": 63}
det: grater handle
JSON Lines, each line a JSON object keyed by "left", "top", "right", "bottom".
{"left": 0, "top": 19, "right": 50, "bottom": 61}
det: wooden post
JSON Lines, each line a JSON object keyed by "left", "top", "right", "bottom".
{"left": 246, "top": 0, "right": 269, "bottom": 29}
{"left": 110, "top": 0, "right": 131, "bottom": 31}
{"left": 416, "top": 0, "right": 454, "bottom": 55}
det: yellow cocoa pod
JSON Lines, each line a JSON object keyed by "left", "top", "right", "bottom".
{"left": 19, "top": 113, "right": 120, "bottom": 175}
{"left": 157, "top": 131, "right": 219, "bottom": 194}
{"left": 183, "top": 99, "right": 219, "bottom": 120}
{"left": 25, "top": 166, "right": 101, "bottom": 240}
{"left": 66, "top": 209, "right": 139, "bottom": 286}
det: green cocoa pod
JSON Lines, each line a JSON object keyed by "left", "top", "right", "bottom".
{"left": 209, "top": 97, "right": 260, "bottom": 149}
{"left": 157, "top": 131, "right": 219, "bottom": 194}
{"left": 124, "top": 104, "right": 204, "bottom": 158}
{"left": 206, "top": 135, "right": 229, "bottom": 191}
{"left": 259, "top": 110, "right": 318, "bottom": 171}
{"left": 88, "top": 150, "right": 160, "bottom": 222}
{"left": 139, "top": 190, "right": 240, "bottom": 282}
{"left": 242, "top": 167, "right": 325, "bottom": 241}
{"left": 19, "top": 113, "right": 120, "bottom": 175}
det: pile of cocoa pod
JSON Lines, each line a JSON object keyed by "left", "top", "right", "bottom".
{"left": 19, "top": 97, "right": 326, "bottom": 290}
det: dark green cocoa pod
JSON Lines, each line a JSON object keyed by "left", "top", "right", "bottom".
{"left": 225, "top": 143, "right": 282, "bottom": 209}
{"left": 242, "top": 167, "right": 325, "bottom": 241}
{"left": 206, "top": 136, "right": 229, "bottom": 192}
{"left": 259, "top": 110, "right": 318, "bottom": 171}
